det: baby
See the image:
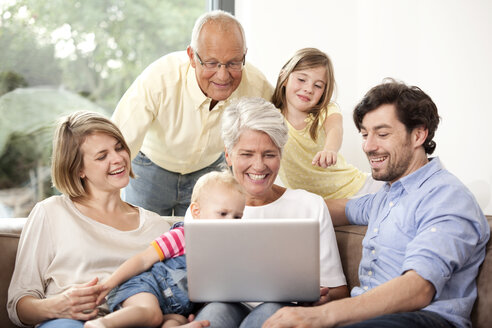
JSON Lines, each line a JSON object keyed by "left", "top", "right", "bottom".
{"left": 85, "top": 170, "right": 246, "bottom": 328}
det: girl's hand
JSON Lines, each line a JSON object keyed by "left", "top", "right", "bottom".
{"left": 50, "top": 277, "right": 103, "bottom": 321}
{"left": 312, "top": 150, "right": 338, "bottom": 168}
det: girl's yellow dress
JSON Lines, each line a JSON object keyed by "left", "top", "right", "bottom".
{"left": 279, "top": 103, "right": 367, "bottom": 199}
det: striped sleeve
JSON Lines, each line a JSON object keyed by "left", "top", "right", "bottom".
{"left": 151, "top": 226, "right": 185, "bottom": 261}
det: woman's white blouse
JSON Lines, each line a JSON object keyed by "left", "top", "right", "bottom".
{"left": 7, "top": 195, "right": 171, "bottom": 327}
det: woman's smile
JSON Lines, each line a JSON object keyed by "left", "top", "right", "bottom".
{"left": 226, "top": 129, "right": 281, "bottom": 203}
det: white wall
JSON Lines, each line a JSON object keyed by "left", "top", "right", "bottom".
{"left": 236, "top": 0, "right": 492, "bottom": 215}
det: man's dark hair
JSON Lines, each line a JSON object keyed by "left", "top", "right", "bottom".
{"left": 353, "top": 79, "right": 440, "bottom": 155}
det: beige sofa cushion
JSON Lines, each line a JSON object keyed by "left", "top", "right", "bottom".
{"left": 471, "top": 216, "right": 492, "bottom": 327}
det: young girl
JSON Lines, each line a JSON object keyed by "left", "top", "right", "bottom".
{"left": 272, "top": 48, "right": 382, "bottom": 199}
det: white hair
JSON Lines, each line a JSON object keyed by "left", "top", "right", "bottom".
{"left": 221, "top": 97, "right": 288, "bottom": 154}
{"left": 190, "top": 10, "right": 246, "bottom": 52}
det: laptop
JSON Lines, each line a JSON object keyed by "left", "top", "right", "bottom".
{"left": 184, "top": 218, "right": 320, "bottom": 302}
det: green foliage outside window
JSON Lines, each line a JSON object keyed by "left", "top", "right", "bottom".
{"left": 0, "top": 0, "right": 205, "bottom": 216}
{"left": 0, "top": 0, "right": 204, "bottom": 106}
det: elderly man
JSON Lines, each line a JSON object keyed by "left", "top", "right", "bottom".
{"left": 112, "top": 10, "right": 272, "bottom": 216}
{"left": 264, "top": 80, "right": 489, "bottom": 328}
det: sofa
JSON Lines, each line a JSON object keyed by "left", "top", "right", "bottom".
{"left": 1, "top": 216, "right": 491, "bottom": 327}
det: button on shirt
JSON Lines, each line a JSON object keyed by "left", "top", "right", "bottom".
{"left": 112, "top": 51, "right": 273, "bottom": 174}
{"left": 346, "top": 157, "right": 489, "bottom": 328}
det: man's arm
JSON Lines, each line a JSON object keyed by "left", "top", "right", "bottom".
{"left": 263, "top": 270, "right": 435, "bottom": 328}
{"left": 325, "top": 198, "right": 350, "bottom": 226}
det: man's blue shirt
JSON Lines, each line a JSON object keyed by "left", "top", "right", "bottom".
{"left": 346, "top": 157, "right": 489, "bottom": 328}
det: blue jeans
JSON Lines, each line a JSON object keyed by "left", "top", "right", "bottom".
{"left": 38, "top": 319, "right": 84, "bottom": 327}
{"left": 107, "top": 256, "right": 192, "bottom": 315}
{"left": 194, "top": 302, "right": 292, "bottom": 328}
{"left": 340, "top": 310, "right": 454, "bottom": 328}
{"left": 124, "top": 152, "right": 225, "bottom": 216}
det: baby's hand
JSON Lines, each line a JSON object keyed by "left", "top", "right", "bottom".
{"left": 312, "top": 150, "right": 337, "bottom": 168}
{"left": 161, "top": 314, "right": 210, "bottom": 328}
{"left": 95, "top": 283, "right": 111, "bottom": 306}
{"left": 187, "top": 314, "right": 210, "bottom": 327}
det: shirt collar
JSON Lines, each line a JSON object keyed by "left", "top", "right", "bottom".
{"left": 186, "top": 63, "right": 211, "bottom": 110}
{"left": 186, "top": 63, "right": 247, "bottom": 111}
{"left": 391, "top": 156, "right": 443, "bottom": 192}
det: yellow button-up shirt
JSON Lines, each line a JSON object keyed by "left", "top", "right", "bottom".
{"left": 112, "top": 51, "right": 273, "bottom": 174}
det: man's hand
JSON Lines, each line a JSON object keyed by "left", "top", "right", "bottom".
{"left": 262, "top": 306, "right": 329, "bottom": 328}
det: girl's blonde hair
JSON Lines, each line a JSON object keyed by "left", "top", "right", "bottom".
{"left": 51, "top": 110, "right": 134, "bottom": 198}
{"left": 271, "top": 47, "right": 336, "bottom": 141}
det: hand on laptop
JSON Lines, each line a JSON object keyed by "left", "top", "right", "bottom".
{"left": 299, "top": 287, "right": 331, "bottom": 307}
{"left": 314, "top": 287, "right": 331, "bottom": 306}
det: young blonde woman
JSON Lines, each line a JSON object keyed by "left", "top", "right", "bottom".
{"left": 7, "top": 111, "right": 172, "bottom": 328}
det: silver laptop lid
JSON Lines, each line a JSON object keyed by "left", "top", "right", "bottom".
{"left": 185, "top": 218, "right": 320, "bottom": 302}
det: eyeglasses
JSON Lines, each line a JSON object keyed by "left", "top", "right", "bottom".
{"left": 194, "top": 52, "right": 245, "bottom": 72}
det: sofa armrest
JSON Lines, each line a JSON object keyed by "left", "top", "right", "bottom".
{"left": 0, "top": 218, "right": 26, "bottom": 328}
{"left": 471, "top": 216, "right": 492, "bottom": 328}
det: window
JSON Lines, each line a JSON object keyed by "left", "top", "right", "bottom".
{"left": 0, "top": 0, "right": 206, "bottom": 217}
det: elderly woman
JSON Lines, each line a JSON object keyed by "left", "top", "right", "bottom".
{"left": 7, "top": 111, "right": 178, "bottom": 328}
{"left": 194, "top": 97, "right": 349, "bottom": 327}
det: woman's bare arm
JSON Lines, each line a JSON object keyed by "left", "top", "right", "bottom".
{"left": 16, "top": 278, "right": 102, "bottom": 325}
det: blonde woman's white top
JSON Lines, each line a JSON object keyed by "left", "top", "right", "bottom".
{"left": 7, "top": 195, "right": 170, "bottom": 327}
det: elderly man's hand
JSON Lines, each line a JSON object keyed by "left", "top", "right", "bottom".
{"left": 262, "top": 306, "right": 330, "bottom": 328}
